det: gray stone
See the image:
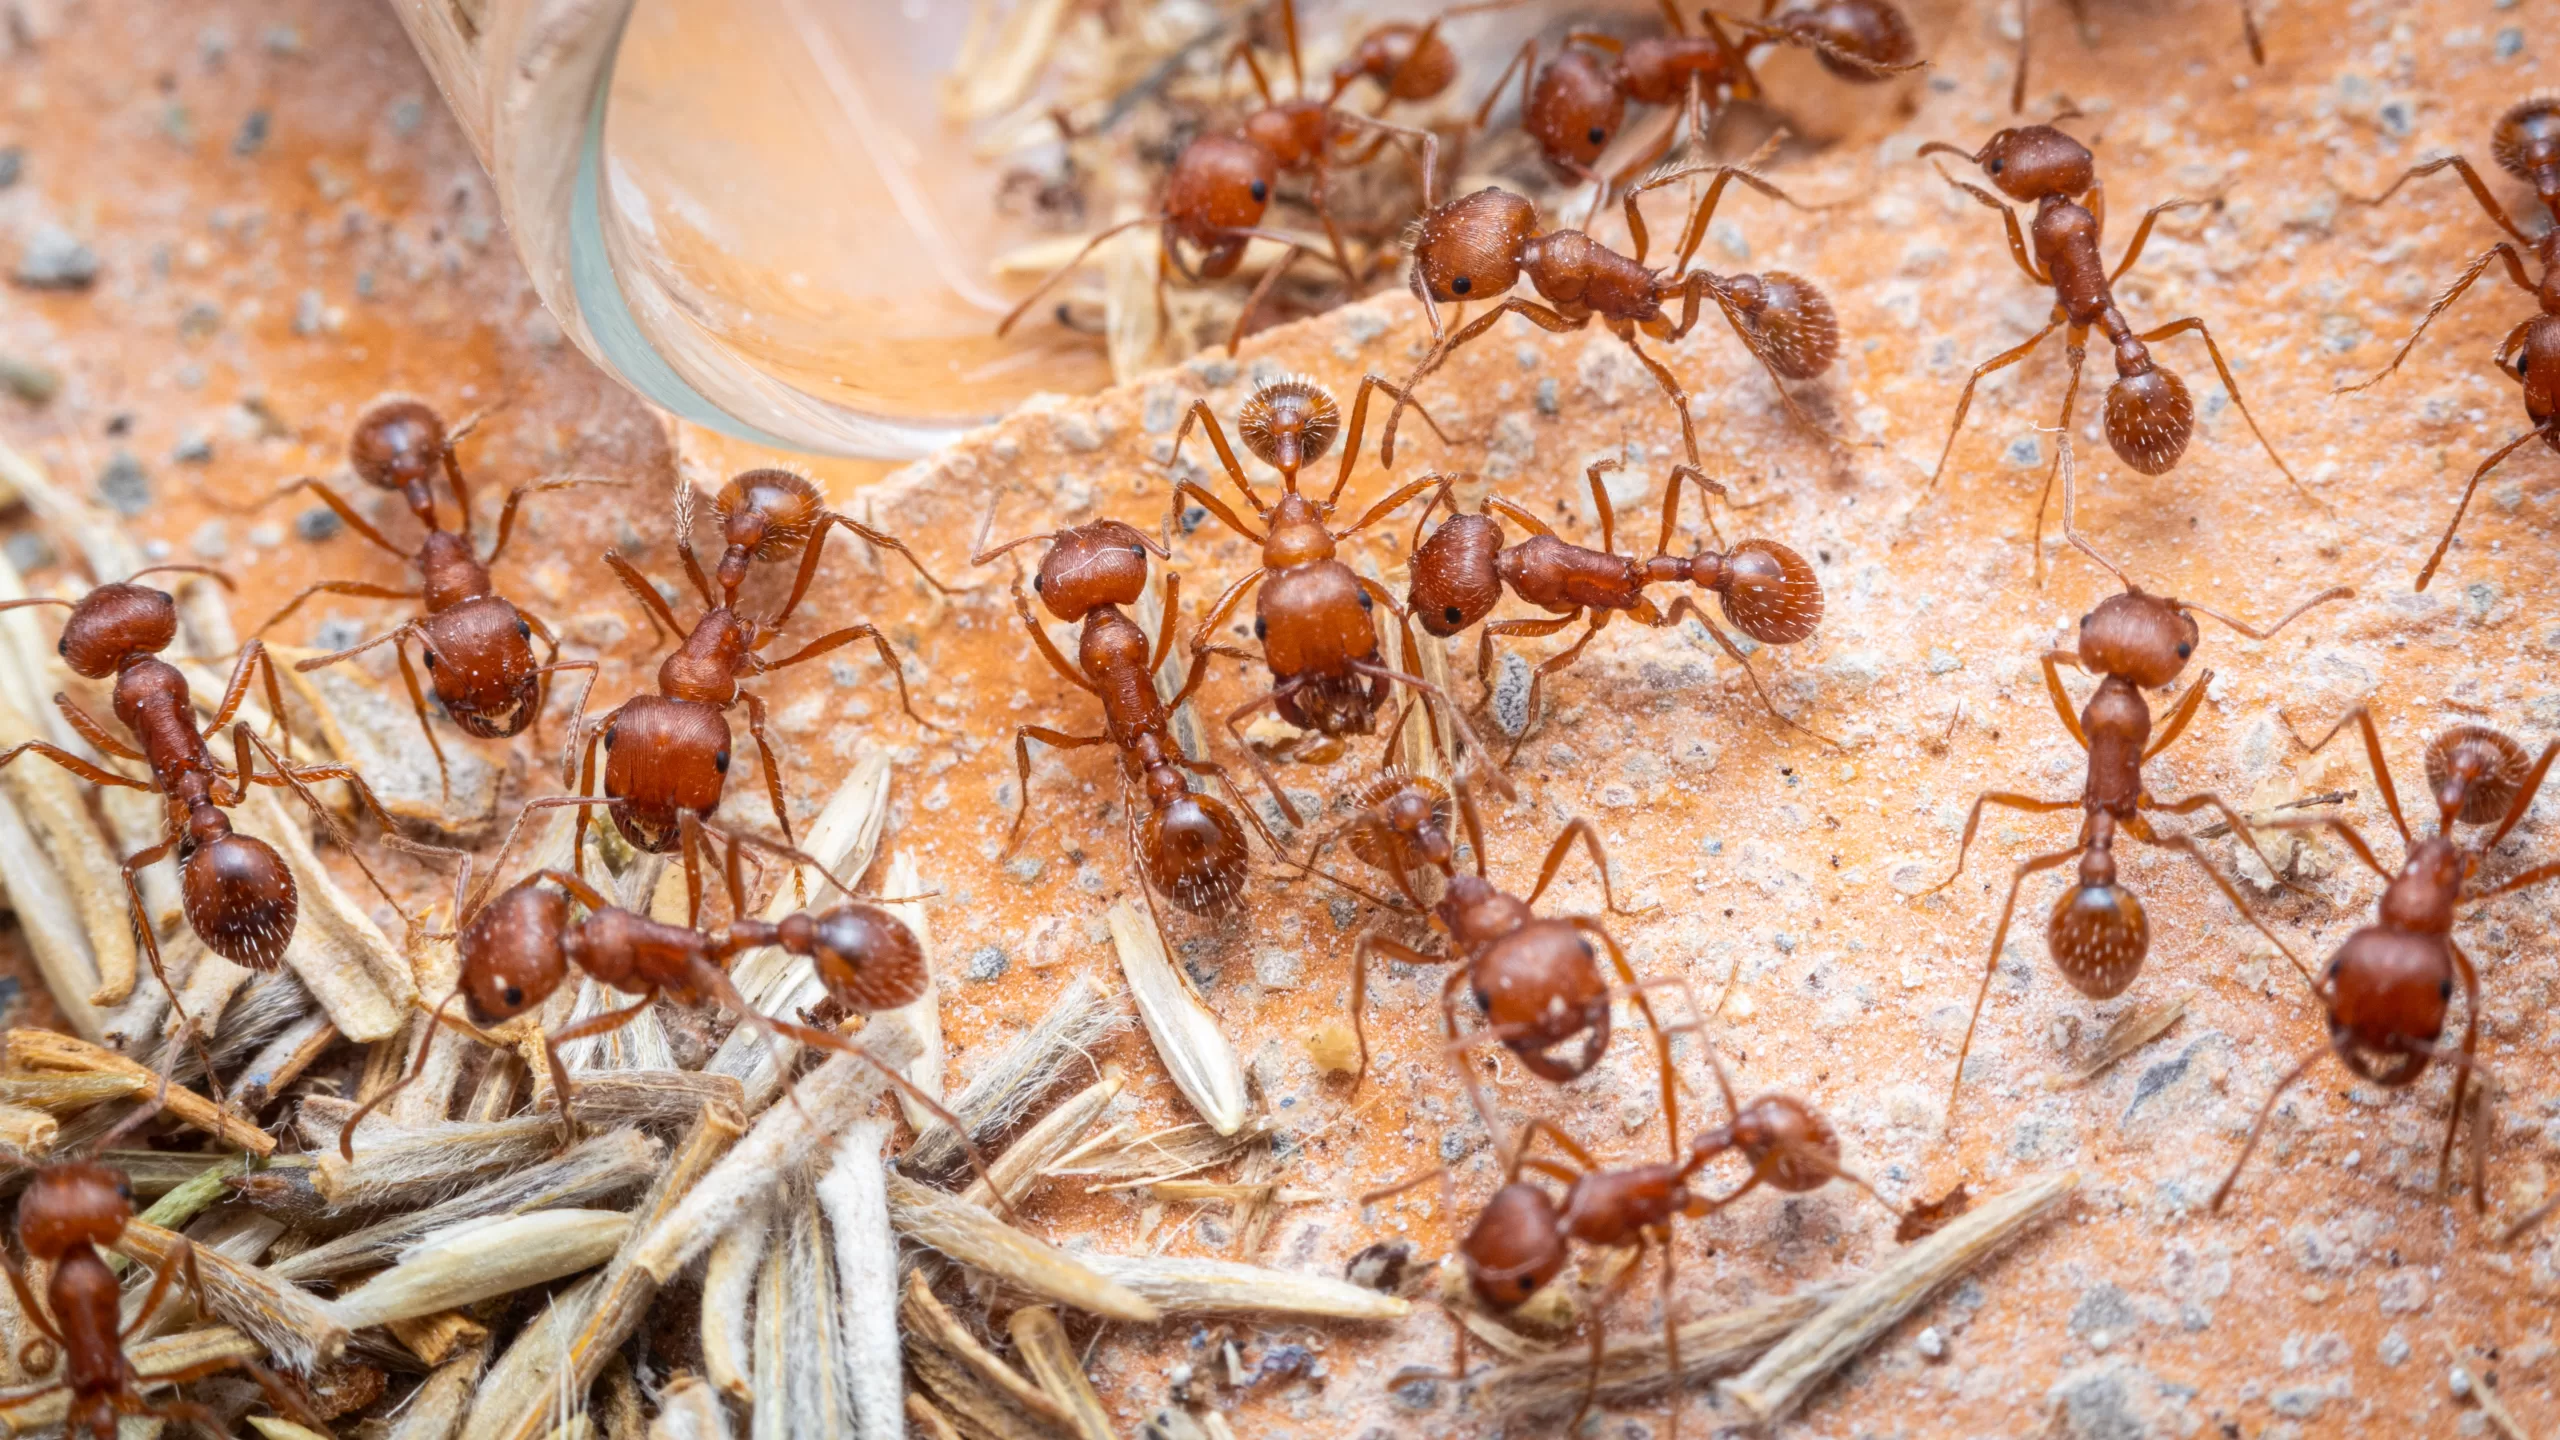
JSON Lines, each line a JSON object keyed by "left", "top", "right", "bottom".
{"left": 94, "top": 452, "right": 150, "bottom": 515}
{"left": 187, "top": 520, "right": 229, "bottom": 560}
{"left": 295, "top": 506, "right": 344, "bottom": 542}
{"left": 2069, "top": 1282, "right": 2135, "bottom": 1345}
{"left": 2047, "top": 1362, "right": 2160, "bottom": 1440}
{"left": 0, "top": 148, "right": 21, "bottom": 189}
{"left": 232, "top": 109, "right": 269, "bottom": 156}
{"left": 963, "top": 945, "right": 1009, "bottom": 983}
{"left": 292, "top": 289, "right": 326, "bottom": 336}
{"left": 4, "top": 531, "right": 54, "bottom": 573}
{"left": 1491, "top": 650, "right": 1532, "bottom": 737}
{"left": 15, "top": 224, "right": 99, "bottom": 290}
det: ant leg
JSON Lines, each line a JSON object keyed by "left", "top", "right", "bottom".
{"left": 1526, "top": 814, "right": 1640, "bottom": 916}
{"left": 1927, "top": 319, "right": 2062, "bottom": 491}
{"left": 1945, "top": 846, "right": 2084, "bottom": 1121}
{"left": 1654, "top": 464, "right": 1729, "bottom": 557}
{"left": 384, "top": 633, "right": 452, "bottom": 803}
{"left": 2010, "top": 0, "right": 2034, "bottom": 111}
{"left": 2483, "top": 739, "right": 2560, "bottom": 851}
{"left": 1008, "top": 577, "right": 1098, "bottom": 696}
{"left": 200, "top": 640, "right": 290, "bottom": 754}
{"left": 339, "top": 991, "right": 491, "bottom": 1158}
{"left": 2128, "top": 820, "right": 2314, "bottom": 984}
{"left": 1496, "top": 614, "right": 1601, "bottom": 762}
{"left": 1347, "top": 645, "right": 1515, "bottom": 800}
{"left": 2132, "top": 317, "right": 2317, "bottom": 509}
{"left": 47, "top": 695, "right": 144, "bottom": 762}
{"left": 2275, "top": 704, "right": 2409, "bottom": 842}
{"left": 1169, "top": 479, "right": 1270, "bottom": 548}
{"left": 0, "top": 736, "right": 153, "bottom": 793}
{"left": 1335, "top": 474, "right": 1451, "bottom": 542}
{"left": 1468, "top": 38, "right": 1538, "bottom": 141}
{"left": 2346, "top": 153, "right": 2531, "bottom": 244}
{"left": 2038, "top": 653, "right": 2091, "bottom": 748}
{"left": 1007, "top": 726, "right": 1110, "bottom": 857}
{"left": 601, "top": 551, "right": 685, "bottom": 645}
{"left": 2444, "top": 938, "right": 2482, "bottom": 1210}
{"left": 2105, "top": 197, "right": 2212, "bottom": 285}
{"left": 0, "top": 1252, "right": 68, "bottom": 1356}
{"left": 2209, "top": 1046, "right": 2328, "bottom": 1210}
{"left": 251, "top": 578, "right": 419, "bottom": 639}
{"left": 2138, "top": 667, "right": 2213, "bottom": 764}
{"left": 1926, "top": 164, "right": 2048, "bottom": 285}
{"left": 1569, "top": 915, "right": 1682, "bottom": 1157}
{"left": 2245, "top": 816, "right": 2394, "bottom": 883}
{"left": 2416, "top": 424, "right": 2552, "bottom": 592}
{"left": 2141, "top": 787, "right": 2311, "bottom": 912}
{"left": 770, "top": 511, "right": 957, "bottom": 632}
{"left": 736, "top": 691, "right": 800, "bottom": 855}
{"left": 2027, "top": 339, "right": 2088, "bottom": 581}
{"left": 997, "top": 214, "right": 1165, "bottom": 337}
{"left": 1190, "top": 568, "right": 1266, "bottom": 654}
{"left": 761, "top": 624, "right": 937, "bottom": 731}
{"left": 1351, "top": 931, "right": 1448, "bottom": 1094}
{"left": 1474, "top": 611, "right": 1580, "bottom": 698}
{"left": 1481, "top": 494, "right": 1558, "bottom": 541}
{"left": 486, "top": 476, "right": 613, "bottom": 567}
{"left": 1331, "top": 374, "right": 1452, "bottom": 508}
{"left": 1168, "top": 403, "right": 1274, "bottom": 514}
{"left": 1384, "top": 301, "right": 1583, "bottom": 466}
{"left": 1654, "top": 597, "right": 1844, "bottom": 750}
{"left": 1614, "top": 326, "right": 1705, "bottom": 469}
{"left": 269, "top": 476, "right": 411, "bottom": 557}
{"left": 1222, "top": 688, "right": 1307, "bottom": 827}
{"left": 1565, "top": 1239, "right": 1639, "bottom": 1438}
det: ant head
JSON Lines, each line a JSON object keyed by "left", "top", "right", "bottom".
{"left": 1032, "top": 521, "right": 1156, "bottom": 622}
{"left": 714, "top": 469, "right": 826, "bottom": 563}
{"left": 2323, "top": 927, "right": 2453, "bottom": 1071}
{"left": 1709, "top": 540, "right": 1824, "bottom": 646}
{"left": 1141, "top": 788, "right": 1250, "bottom": 917}
{"left": 1236, "top": 377, "right": 1341, "bottom": 478}
{"left": 17, "top": 1161, "right": 133, "bottom": 1259}
{"left": 2048, "top": 855, "right": 2148, "bottom": 999}
{"left": 2424, "top": 724, "right": 2531, "bottom": 828}
{"left": 180, "top": 831, "right": 297, "bottom": 970}
{"left": 2101, "top": 362, "right": 2194, "bottom": 475}
{"left": 458, "top": 882, "right": 574, "bottom": 1024}
{"left": 1409, "top": 513, "right": 1504, "bottom": 636}
{"left": 1787, "top": 0, "right": 1919, "bottom": 82}
{"left": 2075, "top": 590, "right": 2199, "bottom": 688}
{"left": 1337, "top": 23, "right": 1458, "bottom": 103}
{"left": 349, "top": 399, "right": 450, "bottom": 492}
{"left": 788, "top": 905, "right": 931, "bottom": 1014}
{"left": 56, "top": 583, "right": 178, "bottom": 678}
{"left": 1524, "top": 48, "right": 1626, "bottom": 170}
{"left": 1728, "top": 273, "right": 1840, "bottom": 381}
{"left": 1725, "top": 1095, "right": 1841, "bottom": 1192}
{"left": 1459, "top": 1182, "right": 1566, "bottom": 1311}
{"left": 2492, "top": 94, "right": 2560, "bottom": 183}
{"left": 1241, "top": 101, "right": 1327, "bottom": 171}
{"left": 417, "top": 597, "right": 542, "bottom": 738}
{"left": 1968, "top": 125, "right": 2094, "bottom": 202}
{"left": 1411, "top": 188, "right": 1538, "bottom": 305}
{"left": 2377, "top": 837, "right": 2464, "bottom": 936}
{"left": 1163, "top": 133, "right": 1281, "bottom": 238}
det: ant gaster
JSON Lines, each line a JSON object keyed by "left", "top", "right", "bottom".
{"left": 1168, "top": 374, "right": 1501, "bottom": 825}
{"left": 565, "top": 470, "right": 948, "bottom": 863}
{"left": 970, "top": 519, "right": 1273, "bottom": 925}
{"left": 1406, "top": 458, "right": 1836, "bottom": 758}
{"left": 1327, "top": 3, "right": 1520, "bottom": 117}
{"left": 2331, "top": 97, "right": 2560, "bottom": 590}
{"left": 0, "top": 1078, "right": 317, "bottom": 1437}
{"left": 2211, "top": 708, "right": 2559, "bottom": 1214}
{"left": 1381, "top": 153, "right": 1842, "bottom": 472}
{"left": 255, "top": 400, "right": 595, "bottom": 797}
{"left": 1921, "top": 441, "right": 2348, "bottom": 1116}
{"left": 1916, "top": 123, "right": 2310, "bottom": 574}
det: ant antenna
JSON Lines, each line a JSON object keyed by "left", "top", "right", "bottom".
{"left": 127, "top": 564, "right": 237, "bottom": 591}
{"left": 2053, "top": 430, "right": 2135, "bottom": 590}
{"left": 2060, "top": 430, "right": 2353, "bottom": 634}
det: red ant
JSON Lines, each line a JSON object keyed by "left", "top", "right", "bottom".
{"left": 1295, "top": 766, "right": 1459, "bottom": 914}
{"left": 562, "top": 469, "right": 949, "bottom": 866}
{"left": 349, "top": 814, "right": 1016, "bottom": 1215}
{"left": 1728, "top": 0, "right": 1922, "bottom": 84}
{"left": 1915, "top": 122, "right": 2310, "bottom": 574}
{"left": 0, "top": 572, "right": 421, "bottom": 1030}
{"left": 1167, "top": 373, "right": 1502, "bottom": 824}
{"left": 2330, "top": 98, "right": 2560, "bottom": 591}
{"left": 1405, "top": 456, "right": 1836, "bottom": 759}
{"left": 2210, "top": 709, "right": 2558, "bottom": 1214}
{"left": 996, "top": 0, "right": 1432, "bottom": 349}
{"left": 1380, "top": 150, "right": 1842, "bottom": 473}
{"left": 0, "top": 1069, "right": 320, "bottom": 1437}
{"left": 1369, "top": 1047, "right": 1888, "bottom": 1439}
{"left": 2010, "top": 0, "right": 2262, "bottom": 115}
{"left": 1327, "top": 3, "right": 1523, "bottom": 118}
{"left": 969, "top": 519, "right": 1278, "bottom": 929}
{"left": 253, "top": 400, "right": 596, "bottom": 798}
{"left": 1920, "top": 439, "right": 2347, "bottom": 1116}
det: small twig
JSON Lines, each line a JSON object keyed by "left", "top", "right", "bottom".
{"left": 2191, "top": 789, "right": 2354, "bottom": 840}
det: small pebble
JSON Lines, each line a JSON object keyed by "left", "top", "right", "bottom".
{"left": 963, "top": 944, "right": 1008, "bottom": 982}
{"left": 1003, "top": 855, "right": 1044, "bottom": 884}
{"left": 246, "top": 522, "right": 284, "bottom": 548}
{"left": 295, "top": 506, "right": 344, "bottom": 542}
{"left": 15, "top": 224, "right": 100, "bottom": 290}
{"left": 1915, "top": 1326, "right": 1947, "bottom": 1361}
{"left": 170, "top": 429, "right": 214, "bottom": 465}
{"left": 0, "top": 355, "right": 61, "bottom": 404}
{"left": 3, "top": 531, "right": 54, "bottom": 573}
{"left": 232, "top": 110, "right": 269, "bottom": 157}
{"left": 187, "top": 520, "right": 229, "bottom": 560}
{"left": 95, "top": 452, "right": 150, "bottom": 515}
{"left": 0, "top": 148, "right": 21, "bottom": 189}
{"left": 292, "top": 289, "right": 326, "bottom": 336}
{"left": 262, "top": 23, "right": 303, "bottom": 54}
{"left": 388, "top": 97, "right": 426, "bottom": 136}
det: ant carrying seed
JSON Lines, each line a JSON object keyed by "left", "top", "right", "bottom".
{"left": 253, "top": 400, "right": 599, "bottom": 799}
{"left": 0, "top": 571, "right": 429, "bottom": 1034}
{"left": 1406, "top": 457, "right": 1836, "bottom": 758}
{"left": 561, "top": 470, "right": 949, "bottom": 867}
{"left": 970, "top": 519, "right": 1278, "bottom": 928}
{"left": 2331, "top": 97, "right": 2560, "bottom": 591}
{"left": 1919, "top": 437, "right": 2348, "bottom": 1120}
{"left": 1916, "top": 122, "right": 2312, "bottom": 576}
{"left": 1166, "top": 374, "right": 1502, "bottom": 823}
{"left": 1381, "top": 148, "right": 1844, "bottom": 472}
{"left": 2210, "top": 707, "right": 2558, "bottom": 1216}
{"left": 350, "top": 813, "right": 1018, "bottom": 1216}
{"left": 997, "top": 0, "right": 1434, "bottom": 351}
{"left": 0, "top": 1064, "right": 321, "bottom": 1437}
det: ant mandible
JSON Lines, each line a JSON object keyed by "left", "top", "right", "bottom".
{"left": 1381, "top": 152, "right": 1843, "bottom": 473}
{"left": 563, "top": 469, "right": 949, "bottom": 866}
{"left": 349, "top": 814, "right": 1018, "bottom": 1216}
{"left": 2210, "top": 708, "right": 2559, "bottom": 1214}
{"left": 1920, "top": 439, "right": 2348, "bottom": 1118}
{"left": 996, "top": 0, "right": 1431, "bottom": 349}
{"left": 0, "top": 573, "right": 420, "bottom": 1019}
{"left": 969, "top": 519, "right": 1277, "bottom": 928}
{"left": 1167, "top": 373, "right": 1501, "bottom": 825}
{"left": 1916, "top": 122, "right": 2311, "bottom": 575}
{"left": 253, "top": 400, "right": 598, "bottom": 799}
{"left": 0, "top": 1076, "right": 321, "bottom": 1437}
{"left": 1406, "top": 457, "right": 1837, "bottom": 759}
{"left": 2330, "top": 98, "right": 2560, "bottom": 591}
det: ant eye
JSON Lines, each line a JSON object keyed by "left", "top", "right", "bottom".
{"left": 1248, "top": 179, "right": 1269, "bottom": 203}
{"left": 422, "top": 650, "right": 438, "bottom": 668}
{"left": 1987, "top": 157, "right": 2004, "bottom": 174}
{"left": 1451, "top": 275, "right": 1473, "bottom": 295}
{"left": 1586, "top": 125, "right": 1607, "bottom": 145}
{"left": 2439, "top": 978, "right": 2453, "bottom": 1000}
{"left": 603, "top": 722, "right": 618, "bottom": 749}
{"left": 503, "top": 985, "right": 524, "bottom": 1007}
{"left": 1129, "top": 544, "right": 1146, "bottom": 557}
{"left": 54, "top": 637, "right": 64, "bottom": 655}
{"left": 516, "top": 619, "right": 531, "bottom": 640}
{"left": 2175, "top": 643, "right": 2191, "bottom": 658}
{"left": 1032, "top": 574, "right": 1044, "bottom": 591}
{"left": 714, "top": 747, "right": 731, "bottom": 774}
{"left": 1357, "top": 589, "right": 1373, "bottom": 611}
{"left": 1254, "top": 617, "right": 1267, "bottom": 639}
{"left": 1444, "top": 606, "right": 1464, "bottom": 625}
